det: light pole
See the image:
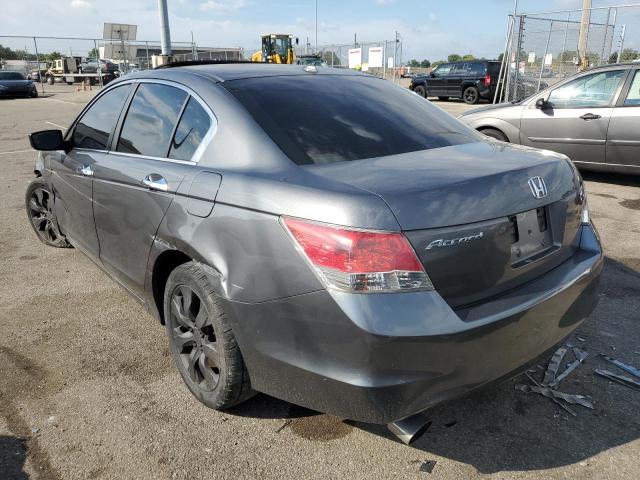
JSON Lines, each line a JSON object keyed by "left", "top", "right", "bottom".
{"left": 157, "top": 0, "right": 173, "bottom": 65}
{"left": 315, "top": 0, "right": 318, "bottom": 52}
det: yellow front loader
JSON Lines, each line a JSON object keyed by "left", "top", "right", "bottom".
{"left": 251, "top": 34, "right": 298, "bottom": 64}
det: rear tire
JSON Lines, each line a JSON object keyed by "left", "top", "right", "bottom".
{"left": 413, "top": 85, "right": 427, "bottom": 97}
{"left": 25, "top": 178, "right": 71, "bottom": 248}
{"left": 164, "top": 262, "right": 254, "bottom": 410}
{"left": 480, "top": 128, "right": 509, "bottom": 142}
{"left": 463, "top": 86, "right": 479, "bottom": 105}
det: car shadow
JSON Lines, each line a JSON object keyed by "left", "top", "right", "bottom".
{"left": 229, "top": 257, "right": 639, "bottom": 474}
{"left": 0, "top": 436, "right": 29, "bottom": 480}
{"left": 581, "top": 170, "right": 640, "bottom": 188}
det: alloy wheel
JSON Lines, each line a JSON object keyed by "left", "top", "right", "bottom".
{"left": 169, "top": 285, "right": 221, "bottom": 392}
{"left": 464, "top": 88, "right": 478, "bottom": 104}
{"left": 28, "top": 187, "right": 63, "bottom": 244}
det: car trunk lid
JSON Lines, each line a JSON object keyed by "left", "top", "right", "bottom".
{"left": 304, "top": 141, "right": 583, "bottom": 308}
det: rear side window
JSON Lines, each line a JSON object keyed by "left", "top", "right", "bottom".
{"left": 73, "top": 84, "right": 130, "bottom": 149}
{"left": 169, "top": 97, "right": 211, "bottom": 161}
{"left": 117, "top": 83, "right": 187, "bottom": 157}
{"left": 468, "top": 63, "right": 487, "bottom": 75}
{"left": 624, "top": 70, "right": 640, "bottom": 106}
{"left": 225, "top": 75, "right": 476, "bottom": 165}
{"left": 450, "top": 63, "right": 468, "bottom": 74}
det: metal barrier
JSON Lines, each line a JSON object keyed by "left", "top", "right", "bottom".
{"left": 496, "top": 4, "right": 640, "bottom": 103}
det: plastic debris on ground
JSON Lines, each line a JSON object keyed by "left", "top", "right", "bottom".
{"left": 593, "top": 354, "right": 640, "bottom": 391}
{"left": 419, "top": 460, "right": 437, "bottom": 474}
{"left": 516, "top": 344, "right": 591, "bottom": 416}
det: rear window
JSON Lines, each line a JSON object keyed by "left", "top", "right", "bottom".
{"left": 0, "top": 72, "right": 25, "bottom": 80}
{"left": 225, "top": 75, "right": 475, "bottom": 165}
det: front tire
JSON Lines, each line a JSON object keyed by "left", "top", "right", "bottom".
{"left": 25, "top": 178, "right": 71, "bottom": 248}
{"left": 463, "top": 86, "right": 479, "bottom": 104}
{"left": 413, "top": 85, "right": 427, "bottom": 97}
{"left": 164, "top": 262, "right": 254, "bottom": 410}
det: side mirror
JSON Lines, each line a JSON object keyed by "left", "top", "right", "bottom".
{"left": 429, "top": 72, "right": 436, "bottom": 78}
{"left": 535, "top": 98, "right": 550, "bottom": 109}
{"left": 29, "top": 129, "right": 65, "bottom": 151}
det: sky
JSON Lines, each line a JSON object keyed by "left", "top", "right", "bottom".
{"left": 0, "top": 0, "right": 637, "bottom": 61}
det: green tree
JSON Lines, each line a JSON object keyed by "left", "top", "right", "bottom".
{"left": 420, "top": 59, "right": 431, "bottom": 68}
{"left": 0, "top": 44, "right": 18, "bottom": 59}
{"left": 619, "top": 48, "right": 640, "bottom": 62}
{"left": 497, "top": 53, "right": 504, "bottom": 62}
{"left": 461, "top": 54, "right": 475, "bottom": 61}
{"left": 42, "top": 51, "right": 63, "bottom": 62}
{"left": 447, "top": 53, "right": 461, "bottom": 63}
{"left": 408, "top": 59, "right": 420, "bottom": 67}
{"left": 609, "top": 51, "right": 619, "bottom": 63}
{"left": 88, "top": 47, "right": 99, "bottom": 59}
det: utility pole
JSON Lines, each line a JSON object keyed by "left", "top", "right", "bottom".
{"left": 578, "top": 0, "right": 592, "bottom": 70}
{"left": 315, "top": 0, "right": 318, "bottom": 52}
{"left": 157, "top": 0, "right": 173, "bottom": 66}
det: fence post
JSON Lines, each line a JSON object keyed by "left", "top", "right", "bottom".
{"left": 494, "top": 14, "right": 514, "bottom": 103}
{"left": 32, "top": 37, "right": 45, "bottom": 95}
{"left": 145, "top": 41, "right": 150, "bottom": 70}
{"left": 560, "top": 12, "right": 570, "bottom": 78}
{"left": 382, "top": 40, "right": 386, "bottom": 79}
{"left": 537, "top": 20, "right": 553, "bottom": 92}
{"left": 616, "top": 24, "right": 626, "bottom": 63}
{"left": 94, "top": 39, "right": 103, "bottom": 87}
{"left": 600, "top": 8, "right": 611, "bottom": 65}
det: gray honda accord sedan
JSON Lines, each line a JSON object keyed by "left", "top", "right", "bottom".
{"left": 26, "top": 63, "right": 602, "bottom": 441}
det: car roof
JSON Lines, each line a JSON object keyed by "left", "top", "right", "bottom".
{"left": 137, "top": 62, "right": 365, "bottom": 82}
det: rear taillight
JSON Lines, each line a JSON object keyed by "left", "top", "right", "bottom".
{"left": 282, "top": 217, "right": 433, "bottom": 293}
{"left": 484, "top": 73, "right": 491, "bottom": 87}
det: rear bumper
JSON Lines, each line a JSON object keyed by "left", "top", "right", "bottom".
{"left": 228, "top": 224, "right": 603, "bottom": 424}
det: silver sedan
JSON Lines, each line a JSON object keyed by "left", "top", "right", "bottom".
{"left": 459, "top": 63, "right": 640, "bottom": 175}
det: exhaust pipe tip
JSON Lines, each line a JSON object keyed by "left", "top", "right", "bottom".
{"left": 387, "top": 411, "right": 432, "bottom": 445}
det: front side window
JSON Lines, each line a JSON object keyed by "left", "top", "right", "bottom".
{"left": 73, "top": 84, "right": 131, "bottom": 150}
{"left": 169, "top": 98, "right": 211, "bottom": 161}
{"left": 225, "top": 75, "right": 476, "bottom": 165}
{"left": 433, "top": 64, "right": 451, "bottom": 76}
{"left": 624, "top": 70, "right": 640, "bottom": 106}
{"left": 547, "top": 69, "right": 625, "bottom": 109}
{"left": 117, "top": 83, "right": 187, "bottom": 157}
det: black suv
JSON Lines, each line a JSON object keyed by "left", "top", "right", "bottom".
{"left": 410, "top": 60, "right": 501, "bottom": 104}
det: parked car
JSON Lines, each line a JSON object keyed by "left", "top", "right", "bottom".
{"left": 296, "top": 54, "right": 328, "bottom": 67}
{"left": 410, "top": 60, "right": 502, "bottom": 104}
{"left": 79, "top": 58, "right": 119, "bottom": 74}
{"left": 0, "top": 71, "right": 38, "bottom": 98}
{"left": 26, "top": 63, "right": 602, "bottom": 443}
{"left": 460, "top": 63, "right": 640, "bottom": 174}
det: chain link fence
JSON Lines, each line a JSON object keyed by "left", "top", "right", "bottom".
{"left": 0, "top": 35, "right": 244, "bottom": 93}
{"left": 497, "top": 4, "right": 640, "bottom": 103}
{"left": 296, "top": 37, "right": 404, "bottom": 82}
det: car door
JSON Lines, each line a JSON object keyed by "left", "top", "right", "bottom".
{"left": 606, "top": 67, "right": 640, "bottom": 168}
{"left": 92, "top": 81, "right": 214, "bottom": 299}
{"left": 447, "top": 63, "right": 468, "bottom": 97}
{"left": 49, "top": 83, "right": 132, "bottom": 259}
{"left": 427, "top": 64, "right": 450, "bottom": 97}
{"left": 520, "top": 68, "right": 627, "bottom": 163}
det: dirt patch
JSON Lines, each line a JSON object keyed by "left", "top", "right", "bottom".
{"left": 288, "top": 415, "right": 353, "bottom": 442}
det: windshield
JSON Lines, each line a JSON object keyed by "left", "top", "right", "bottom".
{"left": 225, "top": 74, "right": 477, "bottom": 165}
{"left": 0, "top": 72, "right": 26, "bottom": 80}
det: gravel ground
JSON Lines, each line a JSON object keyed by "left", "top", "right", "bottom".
{"left": 0, "top": 84, "right": 639, "bottom": 480}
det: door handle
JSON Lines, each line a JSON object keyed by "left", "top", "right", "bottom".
{"left": 141, "top": 173, "right": 168, "bottom": 192}
{"left": 79, "top": 165, "right": 94, "bottom": 176}
{"left": 580, "top": 113, "right": 601, "bottom": 120}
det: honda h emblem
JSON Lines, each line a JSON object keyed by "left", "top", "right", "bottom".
{"left": 528, "top": 176, "right": 548, "bottom": 199}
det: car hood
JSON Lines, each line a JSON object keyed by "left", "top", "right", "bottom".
{"left": 460, "top": 102, "right": 524, "bottom": 117}
{"left": 303, "top": 140, "right": 575, "bottom": 230}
